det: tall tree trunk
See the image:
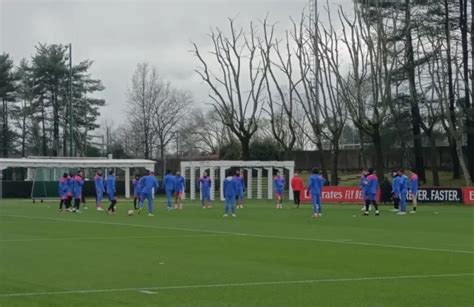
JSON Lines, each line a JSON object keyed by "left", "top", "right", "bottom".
{"left": 427, "top": 134, "right": 440, "bottom": 186}
{"left": 358, "top": 129, "right": 368, "bottom": 168}
{"left": 444, "top": 0, "right": 461, "bottom": 179}
{"left": 405, "top": 0, "right": 426, "bottom": 183}
{"left": 160, "top": 141, "right": 166, "bottom": 178}
{"left": 372, "top": 129, "right": 385, "bottom": 180}
{"left": 462, "top": 0, "right": 474, "bottom": 179}
{"left": 40, "top": 97, "right": 47, "bottom": 156}
{"left": 315, "top": 139, "right": 329, "bottom": 180}
{"left": 330, "top": 143, "right": 339, "bottom": 185}
{"left": 2, "top": 99, "right": 7, "bottom": 157}
{"left": 53, "top": 95, "right": 59, "bottom": 157}
{"left": 240, "top": 136, "right": 251, "bottom": 161}
{"left": 21, "top": 110, "right": 27, "bottom": 157}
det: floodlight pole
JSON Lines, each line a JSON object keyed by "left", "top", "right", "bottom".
{"left": 68, "top": 43, "right": 73, "bottom": 157}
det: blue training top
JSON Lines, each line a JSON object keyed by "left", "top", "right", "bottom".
{"left": 273, "top": 176, "right": 285, "bottom": 192}
{"left": 308, "top": 174, "right": 325, "bottom": 195}
{"left": 223, "top": 177, "right": 238, "bottom": 198}
{"left": 174, "top": 175, "right": 185, "bottom": 193}
{"left": 164, "top": 174, "right": 175, "bottom": 191}
{"left": 106, "top": 175, "right": 116, "bottom": 195}
{"left": 142, "top": 175, "right": 158, "bottom": 194}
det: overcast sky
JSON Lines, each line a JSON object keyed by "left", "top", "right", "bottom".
{"left": 1, "top": 0, "right": 350, "bottom": 126}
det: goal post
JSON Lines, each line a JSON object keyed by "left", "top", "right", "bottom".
{"left": 180, "top": 160, "right": 295, "bottom": 201}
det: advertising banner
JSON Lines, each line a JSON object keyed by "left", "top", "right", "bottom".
{"left": 462, "top": 187, "right": 474, "bottom": 205}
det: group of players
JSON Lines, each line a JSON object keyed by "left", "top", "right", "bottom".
{"left": 358, "top": 167, "right": 419, "bottom": 216}
{"left": 58, "top": 166, "right": 418, "bottom": 218}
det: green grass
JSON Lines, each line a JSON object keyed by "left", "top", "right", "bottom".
{"left": 0, "top": 198, "right": 473, "bottom": 307}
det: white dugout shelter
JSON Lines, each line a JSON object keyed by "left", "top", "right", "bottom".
{"left": 180, "top": 160, "right": 295, "bottom": 201}
{"left": 0, "top": 158, "right": 156, "bottom": 199}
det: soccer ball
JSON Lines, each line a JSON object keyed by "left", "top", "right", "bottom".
{"left": 128, "top": 210, "right": 135, "bottom": 216}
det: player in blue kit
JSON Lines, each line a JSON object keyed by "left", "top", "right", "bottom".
{"left": 234, "top": 170, "right": 245, "bottom": 209}
{"left": 174, "top": 171, "right": 185, "bottom": 210}
{"left": 106, "top": 170, "right": 117, "bottom": 215}
{"left": 274, "top": 171, "right": 285, "bottom": 209}
{"left": 308, "top": 167, "right": 325, "bottom": 218}
{"left": 164, "top": 170, "right": 175, "bottom": 211}
{"left": 359, "top": 169, "right": 370, "bottom": 211}
{"left": 198, "top": 172, "right": 212, "bottom": 209}
{"left": 58, "top": 173, "right": 69, "bottom": 211}
{"left": 397, "top": 168, "right": 409, "bottom": 215}
{"left": 132, "top": 174, "right": 141, "bottom": 210}
{"left": 141, "top": 171, "right": 159, "bottom": 216}
{"left": 364, "top": 168, "right": 380, "bottom": 216}
{"left": 94, "top": 170, "right": 105, "bottom": 211}
{"left": 223, "top": 169, "right": 238, "bottom": 218}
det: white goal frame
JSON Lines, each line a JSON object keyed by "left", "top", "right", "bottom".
{"left": 0, "top": 158, "right": 156, "bottom": 200}
{"left": 180, "top": 160, "right": 295, "bottom": 201}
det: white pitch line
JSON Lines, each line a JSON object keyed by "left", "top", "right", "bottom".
{"left": 0, "top": 273, "right": 472, "bottom": 298}
{"left": 0, "top": 234, "right": 222, "bottom": 243}
{"left": 139, "top": 290, "right": 157, "bottom": 295}
{"left": 1, "top": 214, "right": 473, "bottom": 255}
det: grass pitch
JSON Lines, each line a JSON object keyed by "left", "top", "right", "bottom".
{"left": 0, "top": 198, "right": 473, "bottom": 306}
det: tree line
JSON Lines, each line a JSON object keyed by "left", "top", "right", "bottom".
{"left": 185, "top": 0, "right": 473, "bottom": 186}
{"left": 0, "top": 44, "right": 105, "bottom": 158}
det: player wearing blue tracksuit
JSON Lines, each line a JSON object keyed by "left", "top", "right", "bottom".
{"left": 391, "top": 171, "right": 400, "bottom": 211}
{"left": 58, "top": 173, "right": 69, "bottom": 211}
{"left": 273, "top": 172, "right": 285, "bottom": 208}
{"left": 72, "top": 171, "right": 84, "bottom": 212}
{"left": 174, "top": 171, "right": 185, "bottom": 209}
{"left": 164, "top": 170, "right": 175, "bottom": 210}
{"left": 132, "top": 175, "right": 141, "bottom": 210}
{"left": 359, "top": 169, "right": 369, "bottom": 211}
{"left": 308, "top": 168, "right": 325, "bottom": 217}
{"left": 223, "top": 170, "right": 238, "bottom": 217}
{"left": 410, "top": 170, "right": 419, "bottom": 213}
{"left": 66, "top": 173, "right": 74, "bottom": 209}
{"left": 137, "top": 176, "right": 145, "bottom": 211}
{"left": 234, "top": 170, "right": 245, "bottom": 209}
{"left": 397, "top": 169, "right": 409, "bottom": 214}
{"left": 94, "top": 171, "right": 105, "bottom": 210}
{"left": 198, "top": 172, "right": 212, "bottom": 208}
{"left": 141, "top": 172, "right": 159, "bottom": 216}
{"left": 106, "top": 170, "right": 117, "bottom": 214}
{"left": 364, "top": 168, "right": 379, "bottom": 216}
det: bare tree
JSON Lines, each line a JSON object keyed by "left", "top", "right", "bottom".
{"left": 427, "top": 34, "right": 472, "bottom": 185}
{"left": 127, "top": 63, "right": 158, "bottom": 159}
{"left": 290, "top": 13, "right": 329, "bottom": 178}
{"left": 260, "top": 20, "right": 300, "bottom": 158}
{"left": 192, "top": 18, "right": 269, "bottom": 160}
{"left": 127, "top": 63, "right": 192, "bottom": 167}
{"left": 151, "top": 88, "right": 192, "bottom": 173}
{"left": 329, "top": 4, "right": 393, "bottom": 179}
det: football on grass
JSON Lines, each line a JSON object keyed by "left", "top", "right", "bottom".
{"left": 127, "top": 210, "right": 135, "bottom": 216}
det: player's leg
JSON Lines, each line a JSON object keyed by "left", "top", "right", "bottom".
{"left": 364, "top": 198, "right": 370, "bottom": 215}
{"left": 231, "top": 196, "right": 237, "bottom": 217}
{"left": 165, "top": 190, "right": 171, "bottom": 210}
{"left": 147, "top": 193, "right": 154, "bottom": 216}
{"left": 223, "top": 197, "right": 229, "bottom": 217}
{"left": 311, "top": 194, "right": 317, "bottom": 217}
{"left": 411, "top": 192, "right": 417, "bottom": 213}
{"left": 66, "top": 195, "right": 72, "bottom": 210}
{"left": 400, "top": 193, "right": 407, "bottom": 214}
{"left": 74, "top": 198, "right": 81, "bottom": 212}
{"left": 372, "top": 197, "right": 379, "bottom": 215}
{"left": 107, "top": 194, "right": 114, "bottom": 214}
{"left": 316, "top": 194, "right": 322, "bottom": 216}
